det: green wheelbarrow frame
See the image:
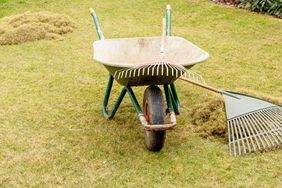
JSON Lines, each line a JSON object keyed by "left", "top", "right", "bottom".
{"left": 91, "top": 8, "right": 181, "bottom": 130}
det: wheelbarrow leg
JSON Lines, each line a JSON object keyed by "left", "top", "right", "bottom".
{"left": 102, "top": 74, "right": 127, "bottom": 119}
{"left": 169, "top": 83, "right": 181, "bottom": 114}
{"left": 102, "top": 75, "right": 144, "bottom": 120}
{"left": 163, "top": 84, "right": 181, "bottom": 115}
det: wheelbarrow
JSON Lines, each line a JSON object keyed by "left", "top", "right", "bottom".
{"left": 89, "top": 6, "right": 209, "bottom": 151}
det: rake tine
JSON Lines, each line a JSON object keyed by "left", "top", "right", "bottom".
{"left": 227, "top": 121, "right": 232, "bottom": 155}
{"left": 271, "top": 107, "right": 282, "bottom": 116}
{"left": 171, "top": 64, "right": 177, "bottom": 77}
{"left": 227, "top": 120, "right": 236, "bottom": 156}
{"left": 175, "top": 65, "right": 184, "bottom": 74}
{"left": 231, "top": 120, "right": 237, "bottom": 157}
{"left": 230, "top": 120, "right": 237, "bottom": 156}
{"left": 250, "top": 112, "right": 275, "bottom": 149}
{"left": 238, "top": 118, "right": 251, "bottom": 153}
{"left": 178, "top": 66, "right": 184, "bottom": 75}
{"left": 168, "top": 64, "right": 175, "bottom": 76}
{"left": 128, "top": 69, "right": 132, "bottom": 78}
{"left": 156, "top": 63, "right": 161, "bottom": 76}
{"left": 142, "top": 65, "right": 146, "bottom": 76}
{"left": 277, "top": 110, "right": 282, "bottom": 117}
{"left": 245, "top": 115, "right": 264, "bottom": 151}
{"left": 239, "top": 116, "right": 256, "bottom": 153}
{"left": 120, "top": 70, "right": 124, "bottom": 80}
{"left": 129, "top": 68, "right": 134, "bottom": 78}
{"left": 156, "top": 64, "right": 160, "bottom": 76}
{"left": 232, "top": 119, "right": 241, "bottom": 156}
{"left": 124, "top": 69, "right": 129, "bottom": 79}
{"left": 137, "top": 66, "right": 142, "bottom": 76}
{"left": 262, "top": 110, "right": 282, "bottom": 135}
{"left": 263, "top": 111, "right": 282, "bottom": 128}
{"left": 178, "top": 67, "right": 184, "bottom": 77}
{"left": 137, "top": 67, "right": 141, "bottom": 77}
{"left": 235, "top": 118, "right": 247, "bottom": 155}
{"left": 122, "top": 68, "right": 129, "bottom": 79}
{"left": 253, "top": 112, "right": 279, "bottom": 148}
{"left": 174, "top": 65, "right": 183, "bottom": 76}
{"left": 188, "top": 71, "right": 192, "bottom": 79}
{"left": 132, "top": 68, "right": 137, "bottom": 77}
{"left": 146, "top": 64, "right": 152, "bottom": 76}
{"left": 249, "top": 113, "right": 273, "bottom": 150}
{"left": 256, "top": 112, "right": 279, "bottom": 147}
{"left": 151, "top": 64, "right": 156, "bottom": 76}
{"left": 175, "top": 66, "right": 181, "bottom": 78}
{"left": 263, "top": 109, "right": 282, "bottom": 130}
{"left": 165, "top": 64, "right": 169, "bottom": 76}
{"left": 267, "top": 109, "right": 282, "bottom": 122}
{"left": 137, "top": 67, "right": 143, "bottom": 76}
{"left": 176, "top": 67, "right": 179, "bottom": 78}
{"left": 118, "top": 70, "right": 123, "bottom": 80}
{"left": 149, "top": 64, "right": 155, "bottom": 76}
{"left": 162, "top": 64, "right": 167, "bottom": 76}
{"left": 248, "top": 114, "right": 271, "bottom": 151}
{"left": 114, "top": 69, "right": 120, "bottom": 79}
{"left": 113, "top": 71, "right": 118, "bottom": 79}
{"left": 116, "top": 71, "right": 120, "bottom": 79}
{"left": 155, "top": 63, "right": 160, "bottom": 76}
{"left": 122, "top": 69, "right": 128, "bottom": 79}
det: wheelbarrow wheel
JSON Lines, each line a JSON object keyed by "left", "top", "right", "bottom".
{"left": 143, "top": 85, "right": 166, "bottom": 151}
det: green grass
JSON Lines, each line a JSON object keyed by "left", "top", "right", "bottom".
{"left": 0, "top": 0, "right": 282, "bottom": 187}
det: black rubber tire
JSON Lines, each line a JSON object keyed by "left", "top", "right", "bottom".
{"left": 143, "top": 85, "right": 166, "bottom": 151}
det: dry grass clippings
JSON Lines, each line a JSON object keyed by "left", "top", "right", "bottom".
{"left": 190, "top": 94, "right": 227, "bottom": 138}
{"left": 0, "top": 11, "right": 75, "bottom": 45}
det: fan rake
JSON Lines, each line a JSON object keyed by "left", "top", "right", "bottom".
{"left": 180, "top": 76, "right": 282, "bottom": 156}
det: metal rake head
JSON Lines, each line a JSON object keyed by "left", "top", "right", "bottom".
{"left": 181, "top": 70, "right": 206, "bottom": 85}
{"left": 113, "top": 60, "right": 187, "bottom": 80}
{"left": 228, "top": 106, "right": 282, "bottom": 156}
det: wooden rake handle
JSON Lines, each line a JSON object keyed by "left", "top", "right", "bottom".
{"left": 159, "top": 18, "right": 166, "bottom": 59}
{"left": 179, "top": 77, "right": 222, "bottom": 94}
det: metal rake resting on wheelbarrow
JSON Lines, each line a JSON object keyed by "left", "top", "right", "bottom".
{"left": 89, "top": 6, "right": 282, "bottom": 155}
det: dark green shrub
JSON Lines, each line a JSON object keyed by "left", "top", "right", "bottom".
{"left": 240, "top": 0, "right": 282, "bottom": 18}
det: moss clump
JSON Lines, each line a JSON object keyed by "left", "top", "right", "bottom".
{"left": 190, "top": 95, "right": 227, "bottom": 138}
{"left": 0, "top": 11, "right": 75, "bottom": 45}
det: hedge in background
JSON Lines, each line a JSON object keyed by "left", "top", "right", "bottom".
{"left": 240, "top": 0, "right": 282, "bottom": 18}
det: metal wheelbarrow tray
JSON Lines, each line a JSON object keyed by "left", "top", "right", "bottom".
{"left": 89, "top": 6, "right": 208, "bottom": 151}
{"left": 93, "top": 36, "right": 209, "bottom": 86}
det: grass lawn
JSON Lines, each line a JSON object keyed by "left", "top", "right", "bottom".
{"left": 0, "top": 0, "right": 281, "bottom": 187}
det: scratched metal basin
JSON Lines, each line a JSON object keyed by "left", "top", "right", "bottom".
{"left": 93, "top": 36, "right": 209, "bottom": 86}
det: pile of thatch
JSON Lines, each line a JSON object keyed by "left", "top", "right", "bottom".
{"left": 190, "top": 94, "right": 227, "bottom": 138}
{"left": 0, "top": 11, "right": 75, "bottom": 45}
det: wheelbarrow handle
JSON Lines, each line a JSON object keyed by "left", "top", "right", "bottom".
{"left": 89, "top": 7, "right": 104, "bottom": 40}
{"left": 166, "top": 4, "right": 171, "bottom": 36}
